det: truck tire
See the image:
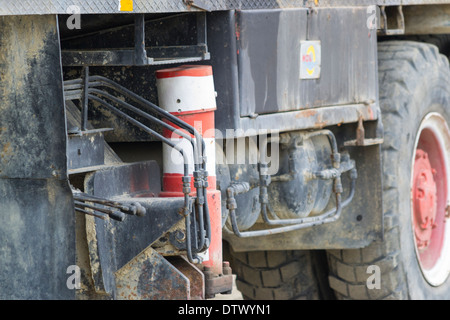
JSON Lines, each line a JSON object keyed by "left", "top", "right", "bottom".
{"left": 388, "top": 34, "right": 450, "bottom": 57}
{"left": 327, "top": 41, "right": 450, "bottom": 299}
{"left": 228, "top": 246, "right": 333, "bottom": 300}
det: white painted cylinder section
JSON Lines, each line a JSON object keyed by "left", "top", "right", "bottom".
{"left": 156, "top": 65, "right": 217, "bottom": 193}
{"left": 156, "top": 65, "right": 217, "bottom": 113}
{"left": 162, "top": 137, "right": 215, "bottom": 176}
{"left": 157, "top": 76, "right": 217, "bottom": 113}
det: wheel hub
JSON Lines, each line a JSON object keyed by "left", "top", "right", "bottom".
{"left": 411, "top": 113, "right": 450, "bottom": 286}
{"left": 413, "top": 149, "right": 437, "bottom": 250}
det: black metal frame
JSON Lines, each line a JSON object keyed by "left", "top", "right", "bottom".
{"left": 61, "top": 12, "right": 210, "bottom": 66}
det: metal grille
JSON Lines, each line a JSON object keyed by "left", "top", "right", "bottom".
{"left": 1, "top": 0, "right": 450, "bottom": 16}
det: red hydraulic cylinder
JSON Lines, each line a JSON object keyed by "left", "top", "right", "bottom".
{"left": 156, "top": 65, "right": 222, "bottom": 274}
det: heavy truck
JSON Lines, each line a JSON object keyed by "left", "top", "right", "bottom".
{"left": 0, "top": 0, "right": 449, "bottom": 300}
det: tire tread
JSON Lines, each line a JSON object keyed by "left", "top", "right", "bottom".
{"left": 327, "top": 40, "right": 450, "bottom": 300}
{"left": 231, "top": 249, "right": 323, "bottom": 300}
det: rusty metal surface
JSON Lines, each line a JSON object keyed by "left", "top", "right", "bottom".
{"left": 204, "top": 262, "right": 233, "bottom": 298}
{"left": 84, "top": 213, "right": 114, "bottom": 295}
{"left": 0, "top": 15, "right": 75, "bottom": 299}
{"left": 237, "top": 103, "right": 379, "bottom": 137}
{"left": 115, "top": 246, "right": 191, "bottom": 300}
{"left": 1, "top": 0, "right": 450, "bottom": 15}
{"left": 168, "top": 256, "right": 205, "bottom": 299}
{"left": 344, "top": 114, "right": 384, "bottom": 147}
{"left": 81, "top": 161, "right": 182, "bottom": 293}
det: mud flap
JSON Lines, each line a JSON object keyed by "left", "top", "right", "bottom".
{"left": 81, "top": 161, "right": 205, "bottom": 299}
{"left": 0, "top": 15, "right": 75, "bottom": 299}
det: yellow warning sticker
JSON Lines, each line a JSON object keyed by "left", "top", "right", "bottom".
{"left": 305, "top": 45, "right": 317, "bottom": 76}
{"left": 119, "top": 0, "right": 133, "bottom": 11}
{"left": 300, "top": 40, "right": 321, "bottom": 79}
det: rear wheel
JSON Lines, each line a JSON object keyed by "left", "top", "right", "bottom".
{"left": 412, "top": 114, "right": 450, "bottom": 287}
{"left": 227, "top": 246, "right": 333, "bottom": 300}
{"left": 327, "top": 41, "right": 450, "bottom": 299}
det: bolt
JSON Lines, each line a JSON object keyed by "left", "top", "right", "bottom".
{"left": 223, "top": 261, "right": 232, "bottom": 275}
{"left": 420, "top": 217, "right": 427, "bottom": 229}
{"left": 417, "top": 239, "right": 428, "bottom": 249}
{"left": 174, "top": 230, "right": 185, "bottom": 242}
{"left": 67, "top": 126, "right": 80, "bottom": 134}
{"left": 416, "top": 187, "right": 425, "bottom": 199}
{"left": 203, "top": 266, "right": 214, "bottom": 280}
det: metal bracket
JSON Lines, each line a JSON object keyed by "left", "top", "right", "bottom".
{"left": 204, "top": 262, "right": 233, "bottom": 299}
{"left": 379, "top": 5, "right": 405, "bottom": 35}
{"left": 61, "top": 12, "right": 210, "bottom": 66}
{"left": 344, "top": 114, "right": 384, "bottom": 147}
{"left": 183, "top": 0, "right": 212, "bottom": 12}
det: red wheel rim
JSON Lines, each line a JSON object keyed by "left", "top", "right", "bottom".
{"left": 411, "top": 113, "right": 450, "bottom": 286}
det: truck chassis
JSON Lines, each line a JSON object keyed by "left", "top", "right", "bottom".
{"left": 0, "top": 0, "right": 449, "bottom": 300}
